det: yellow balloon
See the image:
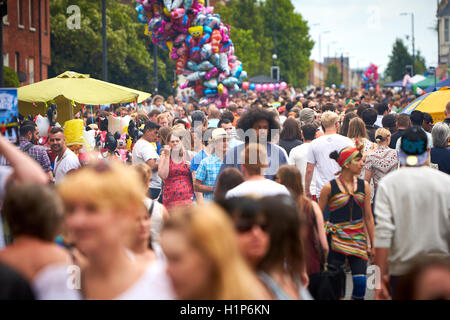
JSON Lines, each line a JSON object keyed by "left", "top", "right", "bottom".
{"left": 189, "top": 26, "right": 203, "bottom": 38}
{"left": 198, "top": 0, "right": 205, "bottom": 4}
{"left": 166, "top": 41, "right": 173, "bottom": 52}
{"left": 218, "top": 83, "right": 224, "bottom": 94}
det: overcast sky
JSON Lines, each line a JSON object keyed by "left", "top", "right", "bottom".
{"left": 292, "top": 0, "right": 439, "bottom": 74}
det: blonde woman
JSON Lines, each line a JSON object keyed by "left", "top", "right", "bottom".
{"left": 160, "top": 204, "right": 271, "bottom": 300}
{"left": 158, "top": 130, "right": 194, "bottom": 210}
{"left": 364, "top": 128, "right": 398, "bottom": 194}
{"left": 347, "top": 117, "right": 376, "bottom": 178}
{"left": 57, "top": 161, "right": 174, "bottom": 299}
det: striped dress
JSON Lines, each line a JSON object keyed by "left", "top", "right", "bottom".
{"left": 326, "top": 178, "right": 368, "bottom": 260}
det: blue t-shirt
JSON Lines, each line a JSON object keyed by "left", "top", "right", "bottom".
{"left": 216, "top": 142, "right": 289, "bottom": 184}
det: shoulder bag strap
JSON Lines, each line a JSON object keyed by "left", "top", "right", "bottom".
{"left": 22, "top": 142, "right": 34, "bottom": 153}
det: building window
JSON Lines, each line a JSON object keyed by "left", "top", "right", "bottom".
{"left": 29, "top": 0, "right": 36, "bottom": 31}
{"left": 29, "top": 58, "right": 34, "bottom": 84}
{"left": 15, "top": 53, "right": 20, "bottom": 72}
{"left": 445, "top": 18, "right": 449, "bottom": 42}
{"left": 3, "top": 53, "right": 8, "bottom": 67}
{"left": 18, "top": 0, "right": 24, "bottom": 28}
{"left": 2, "top": 14, "right": 8, "bottom": 25}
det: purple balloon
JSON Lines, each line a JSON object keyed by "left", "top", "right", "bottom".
{"left": 275, "top": 83, "right": 280, "bottom": 90}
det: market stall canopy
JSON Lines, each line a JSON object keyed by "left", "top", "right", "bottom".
{"left": 384, "top": 80, "right": 405, "bottom": 88}
{"left": 424, "top": 78, "right": 450, "bottom": 93}
{"left": 401, "top": 87, "right": 449, "bottom": 123}
{"left": 18, "top": 71, "right": 151, "bottom": 104}
{"left": 17, "top": 71, "right": 151, "bottom": 124}
{"left": 412, "top": 76, "right": 437, "bottom": 90}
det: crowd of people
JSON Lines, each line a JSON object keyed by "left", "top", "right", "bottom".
{"left": 0, "top": 86, "right": 449, "bottom": 300}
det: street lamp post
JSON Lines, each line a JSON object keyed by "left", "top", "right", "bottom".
{"left": 401, "top": 12, "right": 415, "bottom": 76}
{"left": 102, "top": 0, "right": 107, "bottom": 81}
{"left": 320, "top": 31, "right": 330, "bottom": 64}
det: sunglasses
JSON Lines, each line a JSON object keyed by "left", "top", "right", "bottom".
{"left": 235, "top": 221, "right": 268, "bottom": 234}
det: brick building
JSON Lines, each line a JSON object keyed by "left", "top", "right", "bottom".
{"left": 308, "top": 60, "right": 327, "bottom": 88}
{"left": 2, "top": 0, "right": 51, "bottom": 85}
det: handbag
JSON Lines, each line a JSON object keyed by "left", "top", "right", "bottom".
{"left": 309, "top": 210, "right": 346, "bottom": 300}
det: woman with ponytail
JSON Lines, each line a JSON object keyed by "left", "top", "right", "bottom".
{"left": 318, "top": 141, "right": 375, "bottom": 300}
{"left": 364, "top": 128, "right": 398, "bottom": 195}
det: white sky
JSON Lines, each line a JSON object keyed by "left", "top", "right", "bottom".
{"left": 292, "top": 0, "right": 439, "bottom": 74}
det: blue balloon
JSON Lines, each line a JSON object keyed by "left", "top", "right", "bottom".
{"left": 249, "top": 83, "right": 256, "bottom": 90}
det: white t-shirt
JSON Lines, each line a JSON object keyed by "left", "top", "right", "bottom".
{"left": 132, "top": 139, "right": 161, "bottom": 189}
{"left": 226, "top": 179, "right": 291, "bottom": 199}
{"left": 33, "top": 260, "right": 175, "bottom": 300}
{"left": 54, "top": 148, "right": 80, "bottom": 183}
{"left": 289, "top": 143, "right": 316, "bottom": 196}
{"left": 306, "top": 134, "right": 353, "bottom": 198}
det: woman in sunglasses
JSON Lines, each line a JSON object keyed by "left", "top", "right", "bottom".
{"left": 160, "top": 203, "right": 269, "bottom": 299}
{"left": 319, "top": 141, "right": 375, "bottom": 300}
{"left": 257, "top": 195, "right": 313, "bottom": 300}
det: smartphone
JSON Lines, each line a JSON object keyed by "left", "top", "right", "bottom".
{"left": 0, "top": 88, "right": 20, "bottom": 146}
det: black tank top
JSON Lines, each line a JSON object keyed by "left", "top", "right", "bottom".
{"left": 328, "top": 178, "right": 365, "bottom": 224}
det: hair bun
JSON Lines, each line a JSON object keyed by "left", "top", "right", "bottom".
{"left": 329, "top": 150, "right": 339, "bottom": 161}
{"left": 375, "top": 135, "right": 383, "bottom": 143}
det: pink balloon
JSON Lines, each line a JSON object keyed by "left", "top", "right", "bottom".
{"left": 255, "top": 84, "right": 262, "bottom": 91}
{"left": 280, "top": 82, "right": 287, "bottom": 90}
{"left": 268, "top": 84, "right": 275, "bottom": 91}
{"left": 242, "top": 81, "right": 250, "bottom": 90}
{"left": 262, "top": 84, "right": 268, "bottom": 91}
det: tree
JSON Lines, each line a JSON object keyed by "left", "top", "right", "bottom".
{"left": 385, "top": 39, "right": 427, "bottom": 80}
{"left": 49, "top": 0, "right": 174, "bottom": 97}
{"left": 414, "top": 50, "right": 427, "bottom": 75}
{"left": 325, "top": 64, "right": 340, "bottom": 87}
{"left": 216, "top": 0, "right": 314, "bottom": 87}
{"left": 3, "top": 67, "right": 20, "bottom": 88}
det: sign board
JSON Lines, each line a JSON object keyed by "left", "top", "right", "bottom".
{"left": 0, "top": 88, "right": 19, "bottom": 145}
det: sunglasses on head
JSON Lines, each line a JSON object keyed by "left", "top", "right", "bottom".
{"left": 235, "top": 221, "right": 268, "bottom": 233}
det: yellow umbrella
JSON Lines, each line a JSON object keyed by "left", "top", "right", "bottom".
{"left": 401, "top": 87, "right": 450, "bottom": 124}
{"left": 18, "top": 71, "right": 151, "bottom": 123}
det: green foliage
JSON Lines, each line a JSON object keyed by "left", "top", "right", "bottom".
{"left": 216, "top": 0, "right": 314, "bottom": 88}
{"left": 385, "top": 39, "right": 427, "bottom": 80}
{"left": 49, "top": 0, "right": 175, "bottom": 97}
{"left": 3, "top": 67, "right": 20, "bottom": 88}
{"left": 325, "top": 64, "right": 340, "bottom": 87}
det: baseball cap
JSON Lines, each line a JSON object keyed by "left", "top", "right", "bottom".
{"left": 211, "top": 128, "right": 230, "bottom": 141}
{"left": 399, "top": 127, "right": 429, "bottom": 167}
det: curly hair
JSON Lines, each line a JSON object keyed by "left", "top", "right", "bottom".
{"left": 236, "top": 107, "right": 280, "bottom": 142}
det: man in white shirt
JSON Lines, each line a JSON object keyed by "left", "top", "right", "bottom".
{"left": 226, "top": 143, "right": 290, "bottom": 199}
{"left": 48, "top": 127, "right": 80, "bottom": 183}
{"left": 132, "top": 121, "right": 161, "bottom": 201}
{"left": 305, "top": 111, "right": 353, "bottom": 200}
{"left": 289, "top": 124, "right": 317, "bottom": 199}
{"left": 374, "top": 103, "right": 389, "bottom": 128}
{"left": 374, "top": 127, "right": 450, "bottom": 300}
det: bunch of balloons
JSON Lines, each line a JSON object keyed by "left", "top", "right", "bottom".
{"left": 361, "top": 63, "right": 379, "bottom": 89}
{"left": 241, "top": 82, "right": 287, "bottom": 92}
{"left": 135, "top": 0, "right": 247, "bottom": 108}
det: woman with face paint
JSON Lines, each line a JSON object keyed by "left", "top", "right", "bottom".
{"left": 318, "top": 141, "right": 375, "bottom": 300}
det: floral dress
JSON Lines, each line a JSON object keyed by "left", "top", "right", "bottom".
{"left": 364, "top": 146, "right": 398, "bottom": 192}
{"left": 163, "top": 155, "right": 194, "bottom": 210}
